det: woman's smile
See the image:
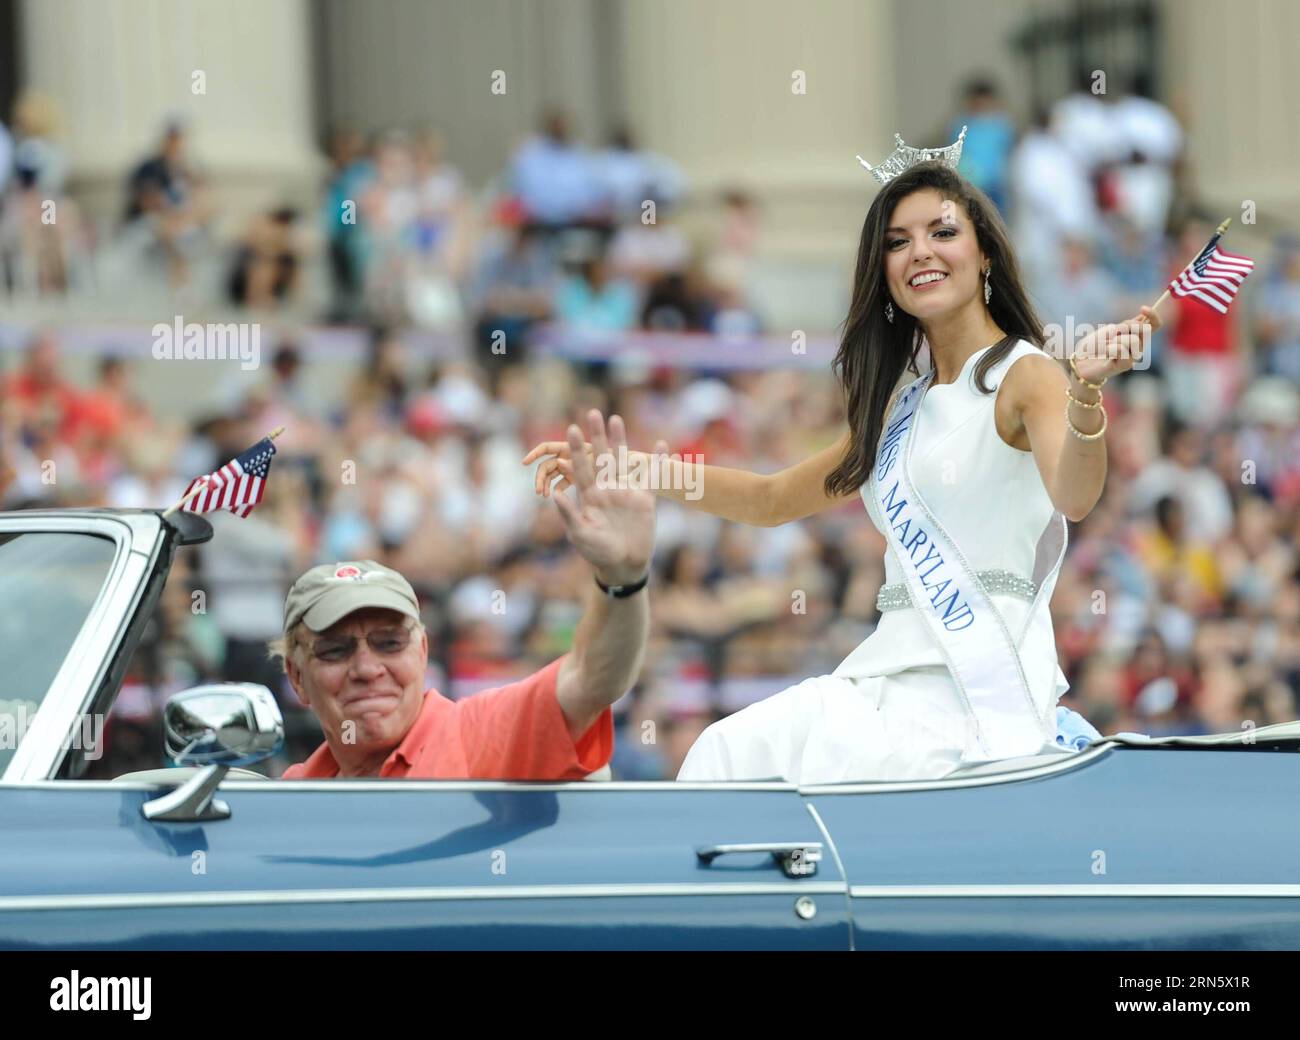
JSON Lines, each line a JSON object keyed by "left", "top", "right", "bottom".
{"left": 908, "top": 270, "right": 949, "bottom": 292}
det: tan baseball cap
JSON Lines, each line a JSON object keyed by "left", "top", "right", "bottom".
{"left": 284, "top": 560, "right": 421, "bottom": 633}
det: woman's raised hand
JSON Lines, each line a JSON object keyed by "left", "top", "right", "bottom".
{"left": 523, "top": 428, "right": 666, "bottom": 498}
{"left": 522, "top": 435, "right": 594, "bottom": 498}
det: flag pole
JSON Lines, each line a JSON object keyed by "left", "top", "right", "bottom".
{"left": 1141, "top": 218, "right": 1233, "bottom": 325}
{"left": 1141, "top": 288, "right": 1171, "bottom": 323}
{"left": 161, "top": 425, "right": 285, "bottom": 518}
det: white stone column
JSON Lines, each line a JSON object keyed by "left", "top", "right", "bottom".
{"left": 1163, "top": 0, "right": 1299, "bottom": 224}
{"left": 617, "top": 0, "right": 898, "bottom": 278}
{"left": 19, "top": 0, "right": 321, "bottom": 223}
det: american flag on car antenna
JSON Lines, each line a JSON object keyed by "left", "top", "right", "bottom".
{"left": 181, "top": 436, "right": 278, "bottom": 518}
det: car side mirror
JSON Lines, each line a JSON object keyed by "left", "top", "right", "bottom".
{"left": 142, "top": 684, "right": 284, "bottom": 823}
{"left": 164, "top": 683, "right": 284, "bottom": 768}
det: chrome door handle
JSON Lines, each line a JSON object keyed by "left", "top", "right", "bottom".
{"left": 696, "top": 842, "right": 824, "bottom": 878}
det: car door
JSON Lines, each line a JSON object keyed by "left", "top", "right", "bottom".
{"left": 0, "top": 779, "right": 852, "bottom": 950}
{"left": 0, "top": 507, "right": 850, "bottom": 950}
{"left": 804, "top": 743, "right": 1300, "bottom": 950}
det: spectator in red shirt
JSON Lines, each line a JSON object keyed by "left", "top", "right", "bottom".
{"left": 1163, "top": 219, "right": 1241, "bottom": 428}
{"left": 274, "top": 410, "right": 653, "bottom": 780}
{"left": 77, "top": 356, "right": 129, "bottom": 441}
{"left": 1119, "top": 629, "right": 1198, "bottom": 714}
{"left": 3, "top": 330, "right": 84, "bottom": 444}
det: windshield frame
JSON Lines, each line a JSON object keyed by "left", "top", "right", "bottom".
{"left": 0, "top": 512, "right": 159, "bottom": 782}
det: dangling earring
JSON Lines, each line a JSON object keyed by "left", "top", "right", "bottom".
{"left": 983, "top": 266, "right": 992, "bottom": 305}
{"left": 885, "top": 299, "right": 895, "bottom": 324}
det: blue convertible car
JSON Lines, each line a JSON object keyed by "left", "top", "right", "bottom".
{"left": 3, "top": 507, "right": 1300, "bottom": 950}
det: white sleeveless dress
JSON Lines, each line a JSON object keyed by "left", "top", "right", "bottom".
{"left": 677, "top": 339, "right": 1072, "bottom": 784}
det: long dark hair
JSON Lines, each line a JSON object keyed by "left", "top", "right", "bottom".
{"left": 823, "top": 162, "right": 1045, "bottom": 498}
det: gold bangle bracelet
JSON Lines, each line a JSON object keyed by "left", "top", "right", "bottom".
{"left": 1066, "top": 385, "right": 1103, "bottom": 409}
{"left": 1068, "top": 354, "right": 1107, "bottom": 390}
{"left": 1066, "top": 399, "right": 1107, "bottom": 440}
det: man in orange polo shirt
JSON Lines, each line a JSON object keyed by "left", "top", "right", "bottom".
{"left": 274, "top": 410, "right": 652, "bottom": 780}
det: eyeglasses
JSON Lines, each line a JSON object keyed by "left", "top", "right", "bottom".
{"left": 302, "top": 622, "right": 418, "bottom": 664}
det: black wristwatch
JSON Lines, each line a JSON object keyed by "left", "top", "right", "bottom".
{"left": 594, "top": 570, "right": 650, "bottom": 598}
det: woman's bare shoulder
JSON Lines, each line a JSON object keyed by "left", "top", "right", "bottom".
{"left": 997, "top": 343, "right": 1066, "bottom": 402}
{"left": 994, "top": 344, "right": 1069, "bottom": 449}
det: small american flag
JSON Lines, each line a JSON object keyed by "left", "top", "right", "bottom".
{"left": 181, "top": 436, "right": 278, "bottom": 518}
{"left": 1168, "top": 224, "right": 1254, "bottom": 314}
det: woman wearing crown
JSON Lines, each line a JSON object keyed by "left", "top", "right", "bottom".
{"left": 524, "top": 128, "right": 1159, "bottom": 783}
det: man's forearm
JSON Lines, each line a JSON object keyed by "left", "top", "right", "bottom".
{"left": 567, "top": 570, "right": 650, "bottom": 710}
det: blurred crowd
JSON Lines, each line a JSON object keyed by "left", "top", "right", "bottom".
{"left": 2, "top": 80, "right": 1299, "bottom": 780}
{"left": 0, "top": 99, "right": 761, "bottom": 339}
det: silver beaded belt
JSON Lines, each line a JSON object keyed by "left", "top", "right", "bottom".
{"left": 876, "top": 568, "right": 1038, "bottom": 612}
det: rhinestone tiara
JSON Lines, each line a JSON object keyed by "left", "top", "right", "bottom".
{"left": 856, "top": 125, "right": 968, "bottom": 186}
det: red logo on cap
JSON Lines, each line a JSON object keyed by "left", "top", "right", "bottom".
{"left": 334, "top": 565, "right": 362, "bottom": 579}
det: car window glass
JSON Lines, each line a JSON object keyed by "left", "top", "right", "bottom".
{"left": 81, "top": 546, "right": 313, "bottom": 781}
{"left": 0, "top": 531, "right": 117, "bottom": 774}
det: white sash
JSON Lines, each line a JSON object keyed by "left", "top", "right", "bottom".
{"left": 872, "top": 370, "right": 1068, "bottom": 760}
